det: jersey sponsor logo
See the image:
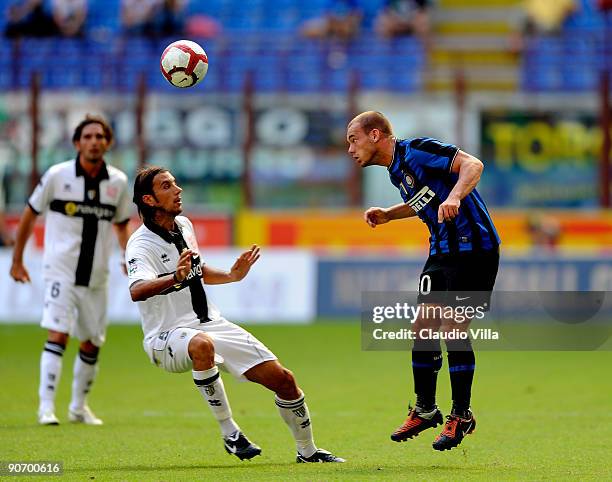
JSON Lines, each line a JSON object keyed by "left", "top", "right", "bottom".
{"left": 52, "top": 200, "right": 116, "bottom": 221}
{"left": 127, "top": 258, "right": 139, "bottom": 275}
{"left": 65, "top": 202, "right": 78, "bottom": 216}
{"left": 184, "top": 259, "right": 203, "bottom": 282}
{"left": 407, "top": 186, "right": 436, "bottom": 212}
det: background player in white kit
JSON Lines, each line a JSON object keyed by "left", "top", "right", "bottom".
{"left": 126, "top": 166, "right": 344, "bottom": 463}
{"left": 10, "top": 115, "right": 132, "bottom": 426}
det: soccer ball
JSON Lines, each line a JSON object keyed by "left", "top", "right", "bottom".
{"left": 160, "top": 40, "right": 208, "bottom": 88}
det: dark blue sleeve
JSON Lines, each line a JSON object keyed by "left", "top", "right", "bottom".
{"left": 409, "top": 137, "right": 459, "bottom": 172}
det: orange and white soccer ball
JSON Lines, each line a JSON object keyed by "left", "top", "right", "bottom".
{"left": 160, "top": 40, "right": 208, "bottom": 88}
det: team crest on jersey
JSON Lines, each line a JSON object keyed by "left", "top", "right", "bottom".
{"left": 204, "top": 385, "right": 216, "bottom": 396}
{"left": 87, "top": 189, "right": 97, "bottom": 200}
{"left": 161, "top": 253, "right": 170, "bottom": 263}
{"left": 404, "top": 174, "right": 414, "bottom": 188}
{"left": 106, "top": 185, "right": 118, "bottom": 198}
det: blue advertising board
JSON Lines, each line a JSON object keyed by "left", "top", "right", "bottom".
{"left": 317, "top": 256, "right": 612, "bottom": 318}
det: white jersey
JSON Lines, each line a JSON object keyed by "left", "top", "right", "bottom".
{"left": 125, "top": 216, "right": 222, "bottom": 343}
{"left": 28, "top": 159, "right": 131, "bottom": 288}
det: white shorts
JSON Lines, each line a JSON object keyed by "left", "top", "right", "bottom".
{"left": 144, "top": 318, "right": 277, "bottom": 379}
{"left": 40, "top": 278, "right": 108, "bottom": 347}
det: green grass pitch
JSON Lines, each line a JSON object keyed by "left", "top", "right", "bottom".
{"left": 1, "top": 322, "right": 611, "bottom": 481}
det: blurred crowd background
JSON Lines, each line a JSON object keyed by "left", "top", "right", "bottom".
{"left": 0, "top": 0, "right": 611, "bottom": 322}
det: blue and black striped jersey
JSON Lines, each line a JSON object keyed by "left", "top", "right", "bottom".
{"left": 388, "top": 138, "right": 501, "bottom": 256}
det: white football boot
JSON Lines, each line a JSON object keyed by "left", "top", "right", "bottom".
{"left": 38, "top": 409, "right": 60, "bottom": 425}
{"left": 68, "top": 406, "right": 103, "bottom": 425}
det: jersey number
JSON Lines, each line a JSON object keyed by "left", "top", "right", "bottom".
{"left": 50, "top": 282, "right": 60, "bottom": 299}
{"left": 419, "top": 275, "right": 431, "bottom": 295}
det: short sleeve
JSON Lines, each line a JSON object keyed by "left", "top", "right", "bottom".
{"left": 28, "top": 167, "right": 55, "bottom": 215}
{"left": 409, "top": 137, "right": 459, "bottom": 172}
{"left": 113, "top": 178, "right": 132, "bottom": 224}
{"left": 126, "top": 242, "right": 158, "bottom": 284}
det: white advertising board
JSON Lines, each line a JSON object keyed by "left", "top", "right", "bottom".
{"left": 0, "top": 248, "right": 315, "bottom": 324}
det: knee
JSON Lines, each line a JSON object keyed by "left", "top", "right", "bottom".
{"left": 48, "top": 330, "right": 68, "bottom": 346}
{"left": 274, "top": 368, "right": 300, "bottom": 399}
{"left": 188, "top": 334, "right": 215, "bottom": 364}
{"left": 79, "top": 340, "right": 100, "bottom": 356}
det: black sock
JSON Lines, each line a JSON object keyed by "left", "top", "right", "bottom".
{"left": 412, "top": 339, "right": 442, "bottom": 411}
{"left": 446, "top": 338, "right": 475, "bottom": 418}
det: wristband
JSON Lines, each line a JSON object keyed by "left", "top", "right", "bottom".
{"left": 173, "top": 272, "right": 181, "bottom": 284}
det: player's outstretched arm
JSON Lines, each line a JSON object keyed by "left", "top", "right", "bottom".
{"left": 203, "top": 245, "right": 261, "bottom": 284}
{"left": 129, "top": 248, "right": 193, "bottom": 301}
{"left": 9, "top": 205, "right": 38, "bottom": 283}
{"left": 438, "top": 150, "right": 483, "bottom": 223}
{"left": 365, "top": 203, "right": 417, "bottom": 228}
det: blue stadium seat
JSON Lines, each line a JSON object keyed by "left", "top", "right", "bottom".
{"left": 0, "top": 0, "right": 428, "bottom": 92}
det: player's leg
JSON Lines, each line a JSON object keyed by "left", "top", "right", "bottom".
{"left": 391, "top": 261, "right": 446, "bottom": 441}
{"left": 391, "top": 310, "right": 444, "bottom": 441}
{"left": 432, "top": 250, "right": 498, "bottom": 451}
{"left": 146, "top": 326, "right": 261, "bottom": 460}
{"left": 446, "top": 334, "right": 475, "bottom": 419}
{"left": 38, "top": 329, "right": 69, "bottom": 425}
{"left": 68, "top": 340, "right": 103, "bottom": 425}
{"left": 189, "top": 333, "right": 241, "bottom": 437}
{"left": 244, "top": 360, "right": 345, "bottom": 463}
{"left": 68, "top": 286, "right": 107, "bottom": 425}
{"left": 432, "top": 319, "right": 476, "bottom": 451}
{"left": 188, "top": 332, "right": 261, "bottom": 460}
{"left": 38, "top": 279, "right": 76, "bottom": 425}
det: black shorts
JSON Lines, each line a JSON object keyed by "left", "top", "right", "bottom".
{"left": 417, "top": 248, "right": 499, "bottom": 310}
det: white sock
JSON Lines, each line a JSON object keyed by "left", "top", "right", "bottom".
{"left": 39, "top": 342, "right": 65, "bottom": 413}
{"left": 193, "top": 367, "right": 240, "bottom": 438}
{"left": 275, "top": 393, "right": 317, "bottom": 458}
{"left": 69, "top": 351, "right": 98, "bottom": 413}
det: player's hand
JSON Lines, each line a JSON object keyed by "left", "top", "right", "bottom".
{"left": 229, "top": 245, "right": 260, "bottom": 282}
{"left": 364, "top": 207, "right": 390, "bottom": 228}
{"left": 174, "top": 248, "right": 193, "bottom": 282}
{"left": 10, "top": 261, "right": 31, "bottom": 283}
{"left": 438, "top": 197, "right": 460, "bottom": 223}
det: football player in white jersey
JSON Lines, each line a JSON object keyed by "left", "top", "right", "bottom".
{"left": 10, "top": 115, "right": 132, "bottom": 426}
{"left": 126, "top": 166, "right": 344, "bottom": 463}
